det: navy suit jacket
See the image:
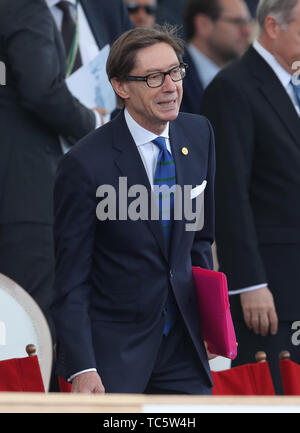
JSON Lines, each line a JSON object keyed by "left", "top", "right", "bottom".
{"left": 52, "top": 111, "right": 215, "bottom": 392}
{"left": 181, "top": 50, "right": 205, "bottom": 115}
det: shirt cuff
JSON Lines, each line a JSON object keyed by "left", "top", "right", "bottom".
{"left": 228, "top": 283, "right": 267, "bottom": 296}
{"left": 68, "top": 368, "right": 97, "bottom": 383}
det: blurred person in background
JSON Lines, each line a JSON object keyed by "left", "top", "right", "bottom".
{"left": 245, "top": 0, "right": 259, "bottom": 17}
{"left": 124, "top": 0, "right": 157, "bottom": 28}
{"left": 201, "top": 0, "right": 300, "bottom": 394}
{"left": 0, "top": 0, "right": 132, "bottom": 389}
{"left": 181, "top": 0, "right": 252, "bottom": 114}
{"left": 156, "top": 0, "right": 187, "bottom": 37}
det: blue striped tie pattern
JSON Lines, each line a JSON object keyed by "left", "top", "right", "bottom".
{"left": 291, "top": 80, "right": 300, "bottom": 111}
{"left": 152, "top": 137, "right": 177, "bottom": 335}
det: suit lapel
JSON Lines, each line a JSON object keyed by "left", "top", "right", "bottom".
{"left": 246, "top": 47, "right": 300, "bottom": 147}
{"left": 112, "top": 112, "right": 169, "bottom": 262}
{"left": 168, "top": 120, "right": 193, "bottom": 266}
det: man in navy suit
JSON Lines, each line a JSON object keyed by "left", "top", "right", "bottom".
{"left": 181, "top": 0, "right": 252, "bottom": 114}
{"left": 52, "top": 26, "right": 216, "bottom": 394}
{"left": 0, "top": 0, "right": 132, "bottom": 337}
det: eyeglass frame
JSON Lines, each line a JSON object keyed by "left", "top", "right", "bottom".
{"left": 126, "top": 63, "right": 188, "bottom": 88}
{"left": 126, "top": 3, "right": 157, "bottom": 15}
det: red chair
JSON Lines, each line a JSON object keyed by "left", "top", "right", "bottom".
{"left": 212, "top": 352, "right": 276, "bottom": 395}
{"left": 279, "top": 351, "right": 300, "bottom": 396}
{"left": 58, "top": 376, "right": 72, "bottom": 393}
{"left": 0, "top": 344, "right": 45, "bottom": 392}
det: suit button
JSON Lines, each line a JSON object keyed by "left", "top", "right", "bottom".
{"left": 169, "top": 270, "right": 173, "bottom": 279}
{"left": 162, "top": 308, "right": 167, "bottom": 316}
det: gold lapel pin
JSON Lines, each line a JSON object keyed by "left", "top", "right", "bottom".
{"left": 181, "top": 147, "right": 189, "bottom": 156}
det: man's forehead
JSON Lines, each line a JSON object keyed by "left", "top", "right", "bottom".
{"left": 132, "top": 43, "right": 179, "bottom": 71}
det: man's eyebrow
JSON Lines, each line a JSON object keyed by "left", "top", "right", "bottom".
{"left": 142, "top": 63, "right": 180, "bottom": 74}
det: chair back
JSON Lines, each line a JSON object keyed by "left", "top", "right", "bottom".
{"left": 0, "top": 273, "right": 52, "bottom": 391}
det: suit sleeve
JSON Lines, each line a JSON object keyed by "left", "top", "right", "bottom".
{"left": 191, "top": 118, "right": 215, "bottom": 270}
{"left": 201, "top": 76, "right": 268, "bottom": 290}
{"left": 52, "top": 152, "right": 97, "bottom": 378}
{"left": 1, "top": 0, "right": 95, "bottom": 141}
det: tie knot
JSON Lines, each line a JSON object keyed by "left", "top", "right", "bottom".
{"left": 152, "top": 137, "right": 167, "bottom": 152}
{"left": 56, "top": 1, "right": 72, "bottom": 15}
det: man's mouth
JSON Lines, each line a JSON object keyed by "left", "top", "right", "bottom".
{"left": 157, "top": 98, "right": 177, "bottom": 107}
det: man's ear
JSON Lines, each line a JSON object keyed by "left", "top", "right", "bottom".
{"left": 110, "top": 78, "right": 130, "bottom": 101}
{"left": 264, "top": 15, "right": 281, "bottom": 40}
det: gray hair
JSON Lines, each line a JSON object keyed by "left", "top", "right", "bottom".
{"left": 257, "top": 0, "right": 298, "bottom": 29}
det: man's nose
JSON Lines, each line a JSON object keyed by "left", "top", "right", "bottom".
{"left": 162, "top": 73, "right": 177, "bottom": 91}
{"left": 136, "top": 8, "right": 148, "bottom": 20}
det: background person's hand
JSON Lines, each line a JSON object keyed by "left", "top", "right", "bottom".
{"left": 204, "top": 341, "right": 218, "bottom": 360}
{"left": 93, "top": 107, "right": 109, "bottom": 125}
{"left": 240, "top": 286, "right": 278, "bottom": 336}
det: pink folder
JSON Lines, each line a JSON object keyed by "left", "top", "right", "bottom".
{"left": 192, "top": 266, "right": 237, "bottom": 359}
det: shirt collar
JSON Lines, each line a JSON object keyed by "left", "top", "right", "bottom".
{"left": 187, "top": 43, "right": 220, "bottom": 88}
{"left": 46, "top": 0, "right": 76, "bottom": 7}
{"left": 124, "top": 109, "right": 169, "bottom": 147}
{"left": 252, "top": 40, "right": 292, "bottom": 89}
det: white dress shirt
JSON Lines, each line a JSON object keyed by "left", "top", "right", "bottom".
{"left": 124, "top": 109, "right": 171, "bottom": 185}
{"left": 68, "top": 109, "right": 171, "bottom": 382}
{"left": 46, "top": 0, "right": 102, "bottom": 153}
{"left": 187, "top": 44, "right": 220, "bottom": 89}
{"left": 46, "top": 0, "right": 100, "bottom": 64}
{"left": 253, "top": 40, "right": 300, "bottom": 116}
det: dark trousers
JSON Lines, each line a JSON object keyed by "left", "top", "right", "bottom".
{"left": 232, "top": 319, "right": 300, "bottom": 394}
{"left": 0, "top": 222, "right": 59, "bottom": 391}
{"left": 145, "top": 318, "right": 212, "bottom": 395}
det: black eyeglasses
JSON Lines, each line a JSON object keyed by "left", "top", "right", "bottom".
{"left": 127, "top": 3, "right": 157, "bottom": 16}
{"left": 126, "top": 63, "right": 188, "bottom": 88}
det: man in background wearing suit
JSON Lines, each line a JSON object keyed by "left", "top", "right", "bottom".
{"left": 52, "top": 26, "right": 216, "bottom": 394}
{"left": 0, "top": 0, "right": 132, "bottom": 339}
{"left": 181, "top": 0, "right": 252, "bottom": 114}
{"left": 201, "top": 0, "right": 300, "bottom": 393}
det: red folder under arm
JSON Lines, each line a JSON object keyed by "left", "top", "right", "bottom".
{"left": 192, "top": 266, "right": 237, "bottom": 359}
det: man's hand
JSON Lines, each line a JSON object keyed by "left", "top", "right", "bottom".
{"left": 240, "top": 286, "right": 278, "bottom": 336}
{"left": 204, "top": 341, "right": 218, "bottom": 360}
{"left": 71, "top": 371, "right": 105, "bottom": 394}
{"left": 93, "top": 107, "right": 109, "bottom": 125}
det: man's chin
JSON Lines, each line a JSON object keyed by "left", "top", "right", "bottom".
{"left": 157, "top": 106, "right": 180, "bottom": 122}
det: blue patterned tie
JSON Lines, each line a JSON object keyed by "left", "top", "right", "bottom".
{"left": 291, "top": 80, "right": 300, "bottom": 111}
{"left": 152, "top": 137, "right": 178, "bottom": 335}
